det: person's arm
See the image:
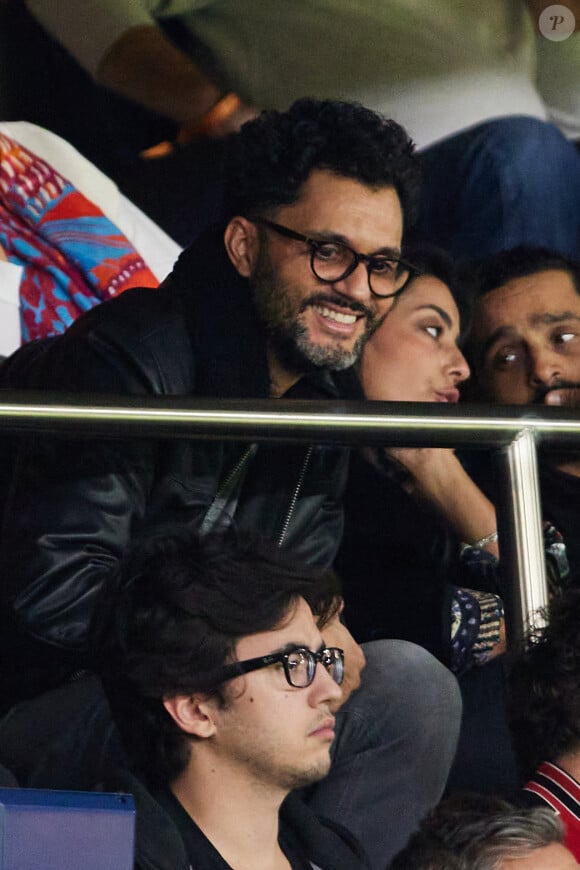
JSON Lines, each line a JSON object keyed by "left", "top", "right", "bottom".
{"left": 98, "top": 24, "right": 223, "bottom": 125}
{"left": 386, "top": 449, "right": 507, "bottom": 669}
{"left": 99, "top": 25, "right": 258, "bottom": 135}
{"left": 3, "top": 433, "right": 156, "bottom": 651}
{"left": 0, "top": 306, "right": 167, "bottom": 654}
{"left": 388, "top": 447, "right": 499, "bottom": 557}
{"left": 25, "top": 0, "right": 256, "bottom": 132}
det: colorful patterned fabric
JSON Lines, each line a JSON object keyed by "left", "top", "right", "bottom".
{"left": 0, "top": 132, "right": 158, "bottom": 343}
{"left": 450, "top": 585, "right": 504, "bottom": 674}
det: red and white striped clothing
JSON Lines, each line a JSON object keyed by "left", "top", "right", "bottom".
{"left": 524, "top": 761, "right": 580, "bottom": 861}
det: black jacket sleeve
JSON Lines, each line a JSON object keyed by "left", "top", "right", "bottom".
{"left": 0, "top": 288, "right": 193, "bottom": 699}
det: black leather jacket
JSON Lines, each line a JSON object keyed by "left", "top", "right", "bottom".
{"left": 0, "top": 228, "right": 358, "bottom": 705}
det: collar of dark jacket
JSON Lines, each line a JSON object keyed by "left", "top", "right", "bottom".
{"left": 104, "top": 767, "right": 369, "bottom": 870}
{"left": 280, "top": 794, "right": 371, "bottom": 870}
{"left": 162, "top": 225, "right": 363, "bottom": 402}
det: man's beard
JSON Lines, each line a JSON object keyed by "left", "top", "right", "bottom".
{"left": 251, "top": 246, "right": 382, "bottom": 374}
{"left": 535, "top": 380, "right": 580, "bottom": 469}
{"left": 533, "top": 380, "right": 580, "bottom": 404}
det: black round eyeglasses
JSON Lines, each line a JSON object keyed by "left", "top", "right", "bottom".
{"left": 209, "top": 645, "right": 345, "bottom": 689}
{"left": 256, "top": 218, "right": 418, "bottom": 299}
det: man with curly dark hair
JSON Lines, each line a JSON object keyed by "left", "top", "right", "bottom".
{"left": 508, "top": 590, "right": 580, "bottom": 862}
{"left": 0, "top": 98, "right": 461, "bottom": 868}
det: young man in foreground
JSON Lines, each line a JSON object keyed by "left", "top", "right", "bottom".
{"left": 95, "top": 528, "right": 370, "bottom": 870}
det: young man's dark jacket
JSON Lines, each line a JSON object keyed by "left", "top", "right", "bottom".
{"left": 6, "top": 675, "right": 369, "bottom": 869}
{"left": 113, "top": 770, "right": 371, "bottom": 870}
{"left": 0, "top": 227, "right": 358, "bottom": 709}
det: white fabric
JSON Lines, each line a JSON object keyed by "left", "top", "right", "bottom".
{"left": 0, "top": 121, "right": 182, "bottom": 356}
{"left": 0, "top": 260, "right": 22, "bottom": 359}
{"left": 23, "top": 0, "right": 577, "bottom": 147}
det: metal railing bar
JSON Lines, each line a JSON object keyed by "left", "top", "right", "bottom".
{"left": 0, "top": 394, "right": 578, "bottom": 448}
{"left": 0, "top": 392, "right": 569, "bottom": 644}
{"left": 493, "top": 431, "right": 548, "bottom": 643}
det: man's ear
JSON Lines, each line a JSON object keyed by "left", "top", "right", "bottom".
{"left": 224, "top": 216, "right": 260, "bottom": 278}
{"left": 163, "top": 694, "right": 218, "bottom": 739}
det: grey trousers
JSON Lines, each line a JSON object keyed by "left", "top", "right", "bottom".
{"left": 307, "top": 639, "right": 462, "bottom": 868}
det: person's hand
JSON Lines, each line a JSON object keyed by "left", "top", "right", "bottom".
{"left": 544, "top": 388, "right": 580, "bottom": 408}
{"left": 320, "top": 604, "right": 366, "bottom": 712}
{"left": 0, "top": 244, "right": 7, "bottom": 262}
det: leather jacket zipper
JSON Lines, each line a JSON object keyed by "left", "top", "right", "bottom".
{"left": 278, "top": 445, "right": 313, "bottom": 547}
{"left": 201, "top": 443, "right": 257, "bottom": 535}
{"left": 219, "top": 444, "right": 257, "bottom": 494}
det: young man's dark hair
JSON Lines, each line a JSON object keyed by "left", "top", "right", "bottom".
{"left": 93, "top": 526, "right": 341, "bottom": 787}
{"left": 225, "top": 98, "right": 420, "bottom": 226}
{"left": 508, "top": 589, "right": 580, "bottom": 781}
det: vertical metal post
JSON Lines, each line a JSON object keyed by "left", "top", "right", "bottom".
{"left": 493, "top": 428, "right": 548, "bottom": 646}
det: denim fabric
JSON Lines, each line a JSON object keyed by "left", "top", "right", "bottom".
{"left": 306, "top": 639, "right": 462, "bottom": 869}
{"left": 416, "top": 116, "right": 580, "bottom": 260}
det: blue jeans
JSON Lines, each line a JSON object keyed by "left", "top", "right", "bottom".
{"left": 306, "top": 639, "right": 462, "bottom": 869}
{"left": 416, "top": 116, "right": 580, "bottom": 260}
